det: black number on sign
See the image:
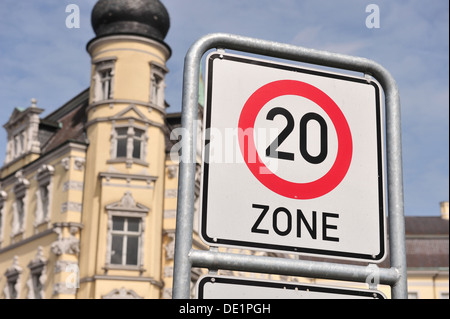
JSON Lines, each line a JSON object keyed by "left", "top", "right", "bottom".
{"left": 265, "top": 108, "right": 328, "bottom": 164}
{"left": 300, "top": 112, "right": 328, "bottom": 164}
{"left": 265, "top": 107, "right": 295, "bottom": 161}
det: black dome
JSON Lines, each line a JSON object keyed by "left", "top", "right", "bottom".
{"left": 91, "top": 0, "right": 170, "bottom": 42}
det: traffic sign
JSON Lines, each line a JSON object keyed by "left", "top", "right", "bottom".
{"left": 196, "top": 275, "right": 386, "bottom": 299}
{"left": 200, "top": 52, "right": 386, "bottom": 262}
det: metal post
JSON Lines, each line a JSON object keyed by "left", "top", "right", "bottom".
{"left": 172, "top": 46, "right": 201, "bottom": 299}
{"left": 190, "top": 250, "right": 400, "bottom": 286}
{"left": 172, "top": 33, "right": 407, "bottom": 299}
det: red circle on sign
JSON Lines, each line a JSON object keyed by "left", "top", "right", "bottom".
{"left": 238, "top": 80, "right": 353, "bottom": 199}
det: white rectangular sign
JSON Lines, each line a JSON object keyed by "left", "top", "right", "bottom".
{"left": 196, "top": 275, "right": 386, "bottom": 299}
{"left": 200, "top": 52, "right": 386, "bottom": 262}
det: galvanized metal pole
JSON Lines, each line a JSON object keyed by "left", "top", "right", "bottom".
{"left": 190, "top": 250, "right": 400, "bottom": 286}
{"left": 172, "top": 33, "right": 407, "bottom": 299}
{"left": 172, "top": 42, "right": 201, "bottom": 299}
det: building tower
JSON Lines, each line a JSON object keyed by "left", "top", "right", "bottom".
{"left": 78, "top": 0, "right": 171, "bottom": 298}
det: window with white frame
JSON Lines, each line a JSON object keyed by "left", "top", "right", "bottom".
{"left": 101, "top": 69, "right": 113, "bottom": 100}
{"left": 35, "top": 165, "right": 54, "bottom": 226}
{"left": 110, "top": 216, "right": 141, "bottom": 266}
{"left": 13, "top": 131, "right": 26, "bottom": 158}
{"left": 27, "top": 246, "right": 47, "bottom": 299}
{"left": 93, "top": 58, "right": 116, "bottom": 102}
{"left": 31, "top": 271, "right": 43, "bottom": 298}
{"left": 40, "top": 185, "right": 49, "bottom": 219}
{"left": 4, "top": 256, "right": 22, "bottom": 299}
{"left": 16, "top": 197, "right": 25, "bottom": 229}
{"left": 7, "top": 274, "right": 20, "bottom": 299}
{"left": 12, "top": 171, "right": 29, "bottom": 236}
{"left": 110, "top": 124, "right": 148, "bottom": 167}
{"left": 150, "top": 63, "right": 167, "bottom": 107}
{"left": 0, "top": 209, "right": 3, "bottom": 245}
{"left": 105, "top": 192, "right": 148, "bottom": 270}
{"left": 150, "top": 73, "right": 163, "bottom": 106}
{"left": 0, "top": 191, "right": 5, "bottom": 246}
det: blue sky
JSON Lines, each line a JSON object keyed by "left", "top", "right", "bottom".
{"left": 0, "top": 0, "right": 448, "bottom": 216}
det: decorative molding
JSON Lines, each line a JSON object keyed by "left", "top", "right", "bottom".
{"left": 14, "top": 170, "right": 30, "bottom": 195}
{"left": 34, "top": 164, "right": 54, "bottom": 227}
{"left": 164, "top": 232, "right": 176, "bottom": 260}
{"left": 0, "top": 190, "right": 7, "bottom": 200}
{"left": 164, "top": 209, "right": 176, "bottom": 219}
{"left": 26, "top": 246, "right": 47, "bottom": 299}
{"left": 0, "top": 228, "right": 53, "bottom": 254}
{"left": 87, "top": 35, "right": 170, "bottom": 64}
{"left": 61, "top": 157, "right": 70, "bottom": 170}
{"left": 102, "top": 287, "right": 143, "bottom": 299}
{"left": 165, "top": 189, "right": 177, "bottom": 198}
{"left": 3, "top": 100, "right": 43, "bottom": 165}
{"left": 53, "top": 282, "right": 77, "bottom": 296}
{"left": 27, "top": 246, "right": 47, "bottom": 270}
{"left": 164, "top": 266, "right": 173, "bottom": 278}
{"left": 73, "top": 157, "right": 85, "bottom": 171}
{"left": 63, "top": 181, "right": 84, "bottom": 192}
{"left": 0, "top": 190, "right": 6, "bottom": 245}
{"left": 87, "top": 98, "right": 166, "bottom": 115}
{"left": 99, "top": 172, "right": 157, "bottom": 190}
{"left": 61, "top": 202, "right": 82, "bottom": 213}
{"left": 11, "top": 170, "right": 30, "bottom": 236}
{"left": 4, "top": 255, "right": 23, "bottom": 277}
{"left": 162, "top": 287, "right": 172, "bottom": 299}
{"left": 105, "top": 191, "right": 149, "bottom": 213}
{"left": 1, "top": 142, "right": 87, "bottom": 185}
{"left": 51, "top": 225, "right": 80, "bottom": 256}
{"left": 101, "top": 182, "right": 153, "bottom": 190}
{"left": 60, "top": 202, "right": 82, "bottom": 214}
{"left": 80, "top": 274, "right": 163, "bottom": 287}
{"left": 61, "top": 155, "right": 87, "bottom": 172}
{"left": 167, "top": 165, "right": 178, "bottom": 179}
{"left": 54, "top": 260, "right": 78, "bottom": 273}
{"left": 36, "top": 164, "right": 55, "bottom": 177}
{"left": 85, "top": 113, "right": 165, "bottom": 130}
{"left": 3, "top": 256, "right": 23, "bottom": 299}
{"left": 92, "top": 56, "right": 118, "bottom": 64}
{"left": 112, "top": 104, "right": 149, "bottom": 121}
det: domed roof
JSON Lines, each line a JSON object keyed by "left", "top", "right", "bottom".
{"left": 91, "top": 0, "right": 170, "bottom": 42}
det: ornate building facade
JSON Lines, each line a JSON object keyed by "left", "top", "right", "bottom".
{"left": 0, "top": 0, "right": 183, "bottom": 299}
{"left": 0, "top": 0, "right": 448, "bottom": 299}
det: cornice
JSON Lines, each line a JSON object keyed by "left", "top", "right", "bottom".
{"left": 86, "top": 99, "right": 166, "bottom": 115}
{"left": 87, "top": 34, "right": 171, "bottom": 61}
{"left": 0, "top": 142, "right": 87, "bottom": 187}
{"left": 79, "top": 274, "right": 164, "bottom": 288}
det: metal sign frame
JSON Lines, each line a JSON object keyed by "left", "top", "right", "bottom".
{"left": 196, "top": 275, "right": 386, "bottom": 299}
{"left": 172, "top": 33, "right": 407, "bottom": 299}
{"left": 200, "top": 51, "right": 387, "bottom": 263}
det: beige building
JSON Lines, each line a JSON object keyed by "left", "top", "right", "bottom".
{"left": 402, "top": 202, "right": 449, "bottom": 299}
{"left": 0, "top": 0, "right": 448, "bottom": 299}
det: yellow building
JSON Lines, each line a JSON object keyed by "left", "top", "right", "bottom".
{"left": 0, "top": 0, "right": 448, "bottom": 299}
{"left": 402, "top": 202, "right": 449, "bottom": 299}
{"left": 0, "top": 0, "right": 173, "bottom": 299}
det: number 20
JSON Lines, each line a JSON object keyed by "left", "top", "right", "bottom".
{"left": 265, "top": 107, "right": 328, "bottom": 164}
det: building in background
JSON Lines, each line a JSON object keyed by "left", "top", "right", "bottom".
{"left": 0, "top": 0, "right": 448, "bottom": 299}
{"left": 403, "top": 202, "right": 448, "bottom": 298}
